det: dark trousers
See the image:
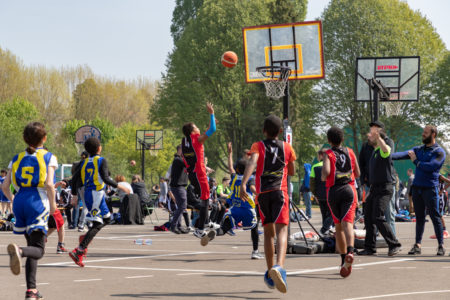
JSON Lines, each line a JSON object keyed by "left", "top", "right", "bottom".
{"left": 364, "top": 184, "right": 401, "bottom": 250}
{"left": 170, "top": 186, "right": 187, "bottom": 229}
{"left": 318, "top": 199, "right": 333, "bottom": 234}
{"left": 22, "top": 231, "right": 46, "bottom": 289}
{"left": 412, "top": 186, "right": 443, "bottom": 245}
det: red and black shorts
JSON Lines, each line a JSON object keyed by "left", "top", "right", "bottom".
{"left": 326, "top": 184, "right": 358, "bottom": 224}
{"left": 258, "top": 190, "right": 289, "bottom": 225}
{"left": 48, "top": 209, "right": 65, "bottom": 231}
{"left": 188, "top": 171, "right": 210, "bottom": 201}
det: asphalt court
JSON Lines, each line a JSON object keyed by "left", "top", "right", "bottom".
{"left": 1, "top": 209, "right": 450, "bottom": 300}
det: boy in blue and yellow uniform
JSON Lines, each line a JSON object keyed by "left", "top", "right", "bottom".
{"left": 200, "top": 143, "right": 258, "bottom": 249}
{"left": 69, "top": 137, "right": 127, "bottom": 267}
{"left": 4, "top": 122, "right": 57, "bottom": 300}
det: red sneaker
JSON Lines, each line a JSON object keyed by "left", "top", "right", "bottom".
{"left": 56, "top": 244, "right": 68, "bottom": 254}
{"left": 69, "top": 248, "right": 87, "bottom": 267}
{"left": 340, "top": 253, "right": 354, "bottom": 278}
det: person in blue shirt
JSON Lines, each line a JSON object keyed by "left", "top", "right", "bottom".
{"left": 4, "top": 122, "right": 57, "bottom": 300}
{"left": 200, "top": 142, "right": 258, "bottom": 256}
{"left": 391, "top": 125, "right": 446, "bottom": 256}
{"left": 68, "top": 137, "right": 128, "bottom": 267}
{"left": 301, "top": 163, "right": 312, "bottom": 219}
{"left": 0, "top": 169, "right": 12, "bottom": 217}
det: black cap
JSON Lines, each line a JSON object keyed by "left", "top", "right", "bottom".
{"left": 369, "top": 120, "right": 385, "bottom": 129}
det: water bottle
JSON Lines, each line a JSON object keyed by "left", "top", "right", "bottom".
{"left": 134, "top": 239, "right": 152, "bottom": 245}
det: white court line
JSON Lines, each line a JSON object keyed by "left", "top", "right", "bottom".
{"left": 41, "top": 251, "right": 208, "bottom": 266}
{"left": 388, "top": 267, "right": 416, "bottom": 269}
{"left": 125, "top": 275, "right": 154, "bottom": 279}
{"left": 177, "top": 273, "right": 205, "bottom": 276}
{"left": 82, "top": 265, "right": 263, "bottom": 275}
{"left": 73, "top": 279, "right": 102, "bottom": 282}
{"left": 344, "top": 290, "right": 450, "bottom": 300}
{"left": 21, "top": 283, "right": 49, "bottom": 287}
{"left": 287, "top": 258, "right": 413, "bottom": 275}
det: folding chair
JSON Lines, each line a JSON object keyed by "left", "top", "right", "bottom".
{"left": 142, "top": 194, "right": 159, "bottom": 224}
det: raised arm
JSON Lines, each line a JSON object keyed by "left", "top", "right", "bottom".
{"left": 227, "top": 142, "right": 235, "bottom": 174}
{"left": 391, "top": 150, "right": 411, "bottom": 160}
{"left": 198, "top": 102, "right": 216, "bottom": 144}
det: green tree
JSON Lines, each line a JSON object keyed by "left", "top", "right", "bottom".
{"left": 73, "top": 78, "right": 102, "bottom": 121}
{"left": 0, "top": 98, "right": 41, "bottom": 167}
{"left": 319, "top": 0, "right": 447, "bottom": 153}
{"left": 154, "top": 0, "right": 312, "bottom": 173}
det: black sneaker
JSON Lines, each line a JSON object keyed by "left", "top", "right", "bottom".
{"left": 178, "top": 227, "right": 190, "bottom": 234}
{"left": 25, "top": 290, "right": 43, "bottom": 300}
{"left": 408, "top": 244, "right": 421, "bottom": 255}
{"left": 388, "top": 246, "right": 402, "bottom": 256}
{"left": 170, "top": 227, "right": 181, "bottom": 234}
{"left": 357, "top": 249, "right": 377, "bottom": 256}
{"left": 437, "top": 245, "right": 445, "bottom": 256}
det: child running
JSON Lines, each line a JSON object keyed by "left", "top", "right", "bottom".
{"left": 69, "top": 137, "right": 127, "bottom": 267}
{"left": 321, "top": 126, "right": 360, "bottom": 278}
{"left": 181, "top": 102, "right": 216, "bottom": 240}
{"left": 200, "top": 142, "right": 261, "bottom": 260}
{"left": 4, "top": 122, "right": 57, "bottom": 300}
{"left": 240, "top": 115, "right": 296, "bottom": 293}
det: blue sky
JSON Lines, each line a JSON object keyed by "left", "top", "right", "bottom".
{"left": 0, "top": 0, "right": 448, "bottom": 81}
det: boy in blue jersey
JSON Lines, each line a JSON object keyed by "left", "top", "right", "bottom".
{"left": 69, "top": 137, "right": 128, "bottom": 267}
{"left": 0, "top": 169, "right": 12, "bottom": 217}
{"left": 4, "top": 122, "right": 57, "bottom": 300}
{"left": 200, "top": 142, "right": 258, "bottom": 250}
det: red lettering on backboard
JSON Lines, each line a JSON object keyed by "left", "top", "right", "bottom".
{"left": 377, "top": 65, "right": 399, "bottom": 71}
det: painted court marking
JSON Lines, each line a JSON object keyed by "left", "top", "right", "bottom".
{"left": 177, "top": 273, "right": 205, "bottom": 276}
{"left": 125, "top": 275, "right": 154, "bottom": 279}
{"left": 344, "top": 290, "right": 450, "bottom": 300}
{"left": 287, "top": 258, "right": 413, "bottom": 275}
{"left": 73, "top": 279, "right": 103, "bottom": 282}
{"left": 41, "top": 251, "right": 208, "bottom": 266}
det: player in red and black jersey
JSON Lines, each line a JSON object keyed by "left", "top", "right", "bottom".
{"left": 181, "top": 102, "right": 216, "bottom": 240}
{"left": 241, "top": 115, "right": 296, "bottom": 294}
{"left": 322, "top": 126, "right": 360, "bottom": 278}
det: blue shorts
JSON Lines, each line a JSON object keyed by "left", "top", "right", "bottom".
{"left": 12, "top": 188, "right": 49, "bottom": 235}
{"left": 224, "top": 206, "right": 257, "bottom": 230}
{"left": 0, "top": 193, "right": 10, "bottom": 203}
{"left": 83, "top": 189, "right": 110, "bottom": 223}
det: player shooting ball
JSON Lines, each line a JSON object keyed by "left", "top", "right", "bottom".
{"left": 181, "top": 102, "right": 217, "bottom": 240}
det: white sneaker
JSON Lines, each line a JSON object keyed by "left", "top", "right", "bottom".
{"left": 251, "top": 250, "right": 264, "bottom": 259}
{"left": 78, "top": 227, "right": 87, "bottom": 232}
{"left": 193, "top": 229, "right": 206, "bottom": 239}
{"left": 212, "top": 223, "right": 221, "bottom": 229}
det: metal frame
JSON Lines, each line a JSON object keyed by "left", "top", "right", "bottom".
{"left": 354, "top": 56, "right": 420, "bottom": 102}
{"left": 135, "top": 130, "right": 163, "bottom": 181}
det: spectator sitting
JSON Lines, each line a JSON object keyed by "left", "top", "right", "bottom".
{"left": 158, "top": 177, "right": 168, "bottom": 208}
{"left": 114, "top": 175, "right": 133, "bottom": 202}
{"left": 131, "top": 175, "right": 150, "bottom": 204}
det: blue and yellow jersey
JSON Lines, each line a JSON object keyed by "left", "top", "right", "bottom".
{"left": 227, "top": 174, "right": 255, "bottom": 209}
{"left": 81, "top": 155, "right": 105, "bottom": 191}
{"left": 10, "top": 148, "right": 55, "bottom": 191}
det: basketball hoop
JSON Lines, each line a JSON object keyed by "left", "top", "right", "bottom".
{"left": 256, "top": 66, "right": 291, "bottom": 99}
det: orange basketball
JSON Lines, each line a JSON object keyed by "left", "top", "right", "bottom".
{"left": 221, "top": 51, "right": 238, "bottom": 68}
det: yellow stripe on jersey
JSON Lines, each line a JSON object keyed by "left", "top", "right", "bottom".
{"left": 93, "top": 156, "right": 104, "bottom": 191}
{"left": 11, "top": 152, "right": 26, "bottom": 188}
{"left": 81, "top": 158, "right": 89, "bottom": 184}
{"left": 36, "top": 149, "right": 48, "bottom": 187}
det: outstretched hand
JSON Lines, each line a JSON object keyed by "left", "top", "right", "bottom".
{"left": 206, "top": 102, "right": 214, "bottom": 114}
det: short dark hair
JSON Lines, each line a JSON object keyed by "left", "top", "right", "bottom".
{"left": 23, "top": 122, "right": 47, "bottom": 154}
{"left": 327, "top": 126, "right": 344, "bottom": 146}
{"left": 235, "top": 158, "right": 248, "bottom": 175}
{"left": 263, "top": 115, "right": 282, "bottom": 138}
{"left": 0, "top": 169, "right": 6, "bottom": 174}
{"left": 84, "top": 137, "right": 101, "bottom": 156}
{"left": 427, "top": 124, "right": 438, "bottom": 137}
{"left": 182, "top": 122, "right": 195, "bottom": 137}
{"left": 81, "top": 151, "right": 89, "bottom": 159}
{"left": 318, "top": 149, "right": 325, "bottom": 156}
{"left": 176, "top": 144, "right": 182, "bottom": 151}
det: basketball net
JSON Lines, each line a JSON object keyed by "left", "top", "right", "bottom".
{"left": 384, "top": 102, "right": 403, "bottom": 117}
{"left": 256, "top": 66, "right": 291, "bottom": 99}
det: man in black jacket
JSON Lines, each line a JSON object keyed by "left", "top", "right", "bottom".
{"left": 169, "top": 145, "right": 190, "bottom": 234}
{"left": 358, "top": 121, "right": 401, "bottom": 256}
